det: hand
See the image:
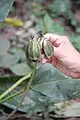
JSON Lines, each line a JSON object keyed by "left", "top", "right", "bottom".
{"left": 39, "top": 33, "right": 80, "bottom": 78}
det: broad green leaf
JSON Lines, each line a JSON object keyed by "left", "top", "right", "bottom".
{"left": 44, "top": 14, "right": 64, "bottom": 34}
{"left": 32, "top": 79, "right": 80, "bottom": 102}
{"left": 69, "top": 35, "right": 80, "bottom": 52}
{"left": 3, "top": 90, "right": 46, "bottom": 114}
{"left": 1, "top": 78, "right": 80, "bottom": 114}
{"left": 0, "top": 64, "right": 68, "bottom": 111}
{"left": 0, "top": 39, "right": 9, "bottom": 55}
{"left": 10, "top": 62, "right": 33, "bottom": 75}
{"left": 10, "top": 48, "right": 26, "bottom": 61}
{"left": 0, "top": 63, "right": 80, "bottom": 114}
{"left": 33, "top": 63, "right": 68, "bottom": 84}
{"left": 36, "top": 13, "right": 64, "bottom": 35}
{"left": 32, "top": 81, "right": 65, "bottom": 102}
{"left": 0, "top": 53, "right": 19, "bottom": 68}
{"left": 48, "top": 0, "right": 71, "bottom": 15}
{"left": 1, "top": 64, "right": 80, "bottom": 115}
{"left": 0, "top": 78, "right": 47, "bottom": 114}
{"left": 0, "top": 0, "right": 15, "bottom": 21}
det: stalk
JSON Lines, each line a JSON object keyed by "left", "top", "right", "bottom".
{"left": 0, "top": 73, "right": 31, "bottom": 101}
{"left": 0, "top": 89, "right": 24, "bottom": 104}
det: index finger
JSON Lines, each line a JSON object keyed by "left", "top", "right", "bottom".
{"left": 44, "top": 33, "right": 63, "bottom": 47}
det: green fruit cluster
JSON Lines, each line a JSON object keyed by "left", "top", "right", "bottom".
{"left": 26, "top": 34, "right": 54, "bottom": 62}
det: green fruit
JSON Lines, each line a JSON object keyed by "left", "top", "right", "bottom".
{"left": 43, "top": 40, "right": 54, "bottom": 58}
{"left": 38, "top": 37, "right": 44, "bottom": 48}
{"left": 26, "top": 38, "right": 41, "bottom": 61}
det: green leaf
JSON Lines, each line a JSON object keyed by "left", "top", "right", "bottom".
{"left": 0, "top": 39, "right": 10, "bottom": 55}
{"left": 0, "top": 53, "right": 19, "bottom": 68}
{"left": 32, "top": 64, "right": 80, "bottom": 103}
{"left": 67, "top": 11, "right": 77, "bottom": 26}
{"left": 10, "top": 62, "right": 33, "bottom": 75}
{"left": 32, "top": 79, "right": 80, "bottom": 102}
{"left": 1, "top": 63, "right": 80, "bottom": 115}
{"left": 3, "top": 90, "right": 45, "bottom": 114}
{"left": 0, "top": 64, "right": 67, "bottom": 114}
{"left": 36, "top": 13, "right": 64, "bottom": 35}
{"left": 0, "top": 0, "right": 15, "bottom": 21}
{"left": 44, "top": 14, "right": 64, "bottom": 34}
{"left": 69, "top": 35, "right": 80, "bottom": 52}
{"left": 48, "top": 0, "right": 71, "bottom": 15}
{"left": 76, "top": 27, "right": 80, "bottom": 33}
{"left": 33, "top": 63, "right": 68, "bottom": 84}
{"left": 9, "top": 48, "right": 26, "bottom": 61}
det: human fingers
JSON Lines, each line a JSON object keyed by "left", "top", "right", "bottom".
{"left": 44, "top": 33, "right": 68, "bottom": 47}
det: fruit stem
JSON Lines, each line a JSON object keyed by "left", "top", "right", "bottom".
{"left": 0, "top": 73, "right": 31, "bottom": 101}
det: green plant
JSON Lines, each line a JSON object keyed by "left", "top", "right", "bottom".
{"left": 31, "top": 0, "right": 80, "bottom": 52}
{"left": 0, "top": 0, "right": 80, "bottom": 119}
{"left": 0, "top": 0, "right": 15, "bottom": 21}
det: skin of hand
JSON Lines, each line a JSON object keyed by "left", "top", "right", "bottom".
{"left": 39, "top": 33, "right": 80, "bottom": 78}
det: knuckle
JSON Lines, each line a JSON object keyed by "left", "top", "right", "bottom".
{"left": 63, "top": 36, "right": 69, "bottom": 41}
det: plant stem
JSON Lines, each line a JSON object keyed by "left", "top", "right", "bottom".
{"left": 20, "top": 61, "right": 37, "bottom": 104}
{"left": 7, "top": 62, "right": 37, "bottom": 119}
{"left": 0, "top": 89, "right": 24, "bottom": 104}
{"left": 26, "top": 62, "right": 37, "bottom": 91}
{"left": 0, "top": 73, "right": 31, "bottom": 101}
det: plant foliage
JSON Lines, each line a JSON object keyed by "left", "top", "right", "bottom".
{"left": 0, "top": 0, "right": 80, "bottom": 118}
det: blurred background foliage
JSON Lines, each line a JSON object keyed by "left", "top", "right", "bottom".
{"left": 0, "top": 0, "right": 80, "bottom": 120}
{"left": 0, "top": 0, "right": 80, "bottom": 76}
